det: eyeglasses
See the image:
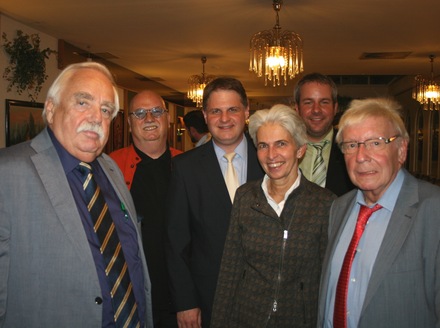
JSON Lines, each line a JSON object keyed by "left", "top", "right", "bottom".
{"left": 129, "top": 107, "right": 168, "bottom": 119}
{"left": 339, "top": 135, "right": 400, "bottom": 154}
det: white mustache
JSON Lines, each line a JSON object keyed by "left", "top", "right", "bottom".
{"left": 77, "top": 123, "right": 104, "bottom": 140}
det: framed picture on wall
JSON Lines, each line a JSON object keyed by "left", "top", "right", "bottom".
{"left": 5, "top": 99, "right": 45, "bottom": 147}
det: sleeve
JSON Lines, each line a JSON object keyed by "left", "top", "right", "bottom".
{"left": 210, "top": 193, "right": 245, "bottom": 327}
{"left": 165, "top": 160, "right": 199, "bottom": 312}
{"left": 0, "top": 180, "right": 10, "bottom": 326}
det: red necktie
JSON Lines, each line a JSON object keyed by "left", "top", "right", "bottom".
{"left": 333, "top": 204, "right": 382, "bottom": 328}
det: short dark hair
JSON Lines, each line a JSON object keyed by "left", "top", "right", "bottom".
{"left": 202, "top": 77, "right": 248, "bottom": 110}
{"left": 293, "top": 72, "right": 338, "bottom": 104}
{"left": 183, "top": 110, "right": 208, "bottom": 133}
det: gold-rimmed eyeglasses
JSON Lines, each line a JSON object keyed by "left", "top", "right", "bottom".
{"left": 339, "top": 135, "right": 400, "bottom": 154}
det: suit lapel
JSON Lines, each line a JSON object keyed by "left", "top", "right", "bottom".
{"left": 361, "top": 171, "right": 418, "bottom": 313}
{"left": 198, "top": 141, "right": 232, "bottom": 205}
{"left": 30, "top": 130, "right": 95, "bottom": 267}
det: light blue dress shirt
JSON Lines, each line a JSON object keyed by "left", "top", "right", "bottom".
{"left": 213, "top": 134, "right": 248, "bottom": 186}
{"left": 324, "top": 169, "right": 405, "bottom": 328}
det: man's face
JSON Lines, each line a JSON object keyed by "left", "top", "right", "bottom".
{"left": 45, "top": 68, "right": 116, "bottom": 163}
{"left": 203, "top": 90, "right": 249, "bottom": 153}
{"left": 341, "top": 116, "right": 408, "bottom": 205}
{"left": 128, "top": 91, "right": 170, "bottom": 148}
{"left": 295, "top": 82, "right": 338, "bottom": 142}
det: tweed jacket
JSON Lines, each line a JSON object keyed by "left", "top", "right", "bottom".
{"left": 211, "top": 175, "right": 336, "bottom": 328}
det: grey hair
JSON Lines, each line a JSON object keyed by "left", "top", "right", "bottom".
{"left": 43, "top": 62, "right": 119, "bottom": 123}
{"left": 249, "top": 104, "right": 308, "bottom": 147}
{"left": 336, "top": 97, "right": 409, "bottom": 144}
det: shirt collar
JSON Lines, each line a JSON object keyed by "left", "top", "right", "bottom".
{"left": 213, "top": 133, "right": 247, "bottom": 161}
{"left": 355, "top": 169, "right": 405, "bottom": 212}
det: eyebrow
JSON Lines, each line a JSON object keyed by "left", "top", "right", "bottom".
{"left": 74, "top": 92, "right": 116, "bottom": 112}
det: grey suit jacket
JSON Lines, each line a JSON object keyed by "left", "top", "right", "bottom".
{"left": 0, "top": 129, "right": 153, "bottom": 327}
{"left": 317, "top": 169, "right": 440, "bottom": 328}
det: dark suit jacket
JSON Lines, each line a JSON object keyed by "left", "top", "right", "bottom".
{"left": 324, "top": 130, "right": 355, "bottom": 197}
{"left": 0, "top": 128, "right": 153, "bottom": 327}
{"left": 318, "top": 169, "right": 440, "bottom": 328}
{"left": 165, "top": 136, "right": 264, "bottom": 327}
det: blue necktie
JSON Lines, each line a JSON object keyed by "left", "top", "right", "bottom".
{"left": 77, "top": 162, "right": 140, "bottom": 328}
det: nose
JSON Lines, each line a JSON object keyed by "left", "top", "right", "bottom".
{"left": 219, "top": 111, "right": 230, "bottom": 122}
{"left": 144, "top": 111, "right": 155, "bottom": 122}
{"left": 267, "top": 145, "right": 277, "bottom": 159}
{"left": 89, "top": 104, "right": 103, "bottom": 123}
{"left": 355, "top": 143, "right": 370, "bottom": 162}
{"left": 311, "top": 102, "right": 321, "bottom": 114}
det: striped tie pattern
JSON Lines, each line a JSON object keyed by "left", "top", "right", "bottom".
{"left": 78, "top": 162, "right": 140, "bottom": 328}
{"left": 333, "top": 204, "right": 382, "bottom": 328}
{"left": 311, "top": 141, "right": 328, "bottom": 187}
{"left": 224, "top": 152, "right": 239, "bottom": 202}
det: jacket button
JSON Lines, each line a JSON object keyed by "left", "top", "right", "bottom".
{"left": 95, "top": 297, "right": 103, "bottom": 305}
{"left": 126, "top": 181, "right": 130, "bottom": 185}
{"left": 130, "top": 164, "right": 135, "bottom": 168}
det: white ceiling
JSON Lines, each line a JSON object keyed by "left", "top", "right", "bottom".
{"left": 1, "top": 0, "right": 440, "bottom": 106}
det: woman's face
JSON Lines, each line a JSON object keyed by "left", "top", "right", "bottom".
{"left": 256, "top": 123, "right": 306, "bottom": 186}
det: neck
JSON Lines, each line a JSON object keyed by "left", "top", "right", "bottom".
{"left": 134, "top": 140, "right": 167, "bottom": 159}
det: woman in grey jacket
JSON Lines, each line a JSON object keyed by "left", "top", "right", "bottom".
{"left": 211, "top": 104, "right": 336, "bottom": 328}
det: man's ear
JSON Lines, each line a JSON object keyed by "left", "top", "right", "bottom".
{"left": 45, "top": 99, "right": 55, "bottom": 124}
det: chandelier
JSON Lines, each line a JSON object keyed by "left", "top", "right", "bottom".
{"left": 187, "top": 56, "right": 216, "bottom": 107}
{"left": 413, "top": 55, "right": 440, "bottom": 111}
{"left": 249, "top": 0, "right": 304, "bottom": 87}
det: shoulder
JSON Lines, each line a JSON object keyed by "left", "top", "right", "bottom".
{"left": 109, "top": 145, "right": 133, "bottom": 160}
{"left": 173, "top": 140, "right": 213, "bottom": 164}
{"left": 170, "top": 147, "right": 183, "bottom": 157}
{"left": 301, "top": 176, "right": 337, "bottom": 200}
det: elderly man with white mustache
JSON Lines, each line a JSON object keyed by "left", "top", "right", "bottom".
{"left": 110, "top": 90, "right": 182, "bottom": 328}
{"left": 0, "top": 62, "right": 154, "bottom": 327}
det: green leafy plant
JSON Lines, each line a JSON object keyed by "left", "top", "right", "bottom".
{"left": 2, "top": 30, "right": 57, "bottom": 101}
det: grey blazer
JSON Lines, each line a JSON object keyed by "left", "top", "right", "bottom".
{"left": 317, "top": 169, "right": 440, "bottom": 328}
{"left": 0, "top": 129, "right": 153, "bottom": 327}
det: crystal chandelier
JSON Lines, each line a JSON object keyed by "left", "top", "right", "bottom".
{"left": 187, "top": 56, "right": 216, "bottom": 108}
{"left": 249, "top": 0, "right": 304, "bottom": 87}
{"left": 413, "top": 55, "right": 440, "bottom": 111}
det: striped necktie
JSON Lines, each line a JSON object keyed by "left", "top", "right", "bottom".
{"left": 333, "top": 204, "right": 382, "bottom": 328}
{"left": 311, "top": 141, "right": 328, "bottom": 187}
{"left": 224, "top": 152, "right": 239, "bottom": 202}
{"left": 77, "top": 162, "right": 140, "bottom": 328}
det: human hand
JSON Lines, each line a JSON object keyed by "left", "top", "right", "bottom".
{"left": 176, "top": 308, "right": 202, "bottom": 328}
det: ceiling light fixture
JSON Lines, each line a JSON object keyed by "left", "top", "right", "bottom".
{"left": 249, "top": 0, "right": 304, "bottom": 87}
{"left": 413, "top": 55, "right": 440, "bottom": 111}
{"left": 187, "top": 56, "right": 216, "bottom": 108}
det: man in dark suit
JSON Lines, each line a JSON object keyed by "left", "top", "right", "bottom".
{"left": 294, "top": 73, "right": 354, "bottom": 196}
{"left": 166, "top": 77, "right": 264, "bottom": 328}
{"left": 0, "top": 62, "right": 153, "bottom": 327}
{"left": 318, "top": 98, "right": 440, "bottom": 327}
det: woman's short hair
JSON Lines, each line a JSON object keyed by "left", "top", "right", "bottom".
{"left": 249, "top": 104, "right": 308, "bottom": 147}
{"left": 335, "top": 97, "right": 409, "bottom": 144}
{"left": 43, "top": 62, "right": 119, "bottom": 123}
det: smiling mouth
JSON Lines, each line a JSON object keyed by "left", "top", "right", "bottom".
{"left": 267, "top": 162, "right": 284, "bottom": 168}
{"left": 143, "top": 126, "right": 158, "bottom": 131}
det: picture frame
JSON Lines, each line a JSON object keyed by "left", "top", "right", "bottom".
{"left": 5, "top": 99, "right": 45, "bottom": 147}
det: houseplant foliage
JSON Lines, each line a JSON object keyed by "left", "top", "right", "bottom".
{"left": 2, "top": 30, "right": 56, "bottom": 101}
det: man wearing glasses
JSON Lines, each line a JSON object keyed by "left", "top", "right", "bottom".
{"left": 111, "top": 90, "right": 182, "bottom": 328}
{"left": 317, "top": 98, "right": 440, "bottom": 328}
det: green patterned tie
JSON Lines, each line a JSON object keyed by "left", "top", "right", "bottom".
{"left": 311, "top": 141, "right": 328, "bottom": 187}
